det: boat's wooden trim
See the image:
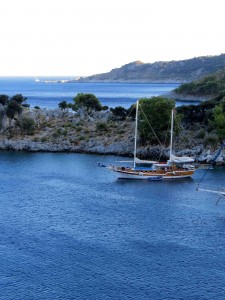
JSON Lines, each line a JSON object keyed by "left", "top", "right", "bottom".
{"left": 112, "top": 166, "right": 195, "bottom": 179}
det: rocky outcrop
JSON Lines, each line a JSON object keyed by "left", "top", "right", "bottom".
{"left": 0, "top": 136, "right": 225, "bottom": 165}
{"left": 1, "top": 106, "right": 225, "bottom": 164}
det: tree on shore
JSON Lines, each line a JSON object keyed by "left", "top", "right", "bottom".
{"left": 58, "top": 100, "right": 68, "bottom": 110}
{"left": 11, "top": 94, "right": 28, "bottom": 105}
{"left": 0, "top": 94, "right": 9, "bottom": 106}
{"left": 110, "top": 106, "right": 127, "bottom": 120}
{"left": 0, "top": 94, "right": 29, "bottom": 122}
{"left": 6, "top": 100, "right": 22, "bottom": 119}
{"left": 138, "top": 97, "right": 176, "bottom": 145}
{"left": 209, "top": 104, "right": 225, "bottom": 140}
{"left": 73, "top": 93, "right": 103, "bottom": 112}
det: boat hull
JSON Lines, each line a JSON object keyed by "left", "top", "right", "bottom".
{"left": 112, "top": 168, "right": 195, "bottom": 180}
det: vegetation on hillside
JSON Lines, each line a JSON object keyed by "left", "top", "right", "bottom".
{"left": 1, "top": 87, "right": 225, "bottom": 152}
{"left": 77, "top": 54, "right": 225, "bottom": 82}
{"left": 162, "top": 67, "right": 225, "bottom": 146}
{"left": 66, "top": 92, "right": 225, "bottom": 147}
{"left": 58, "top": 93, "right": 108, "bottom": 112}
{"left": 174, "top": 69, "right": 225, "bottom": 96}
{"left": 138, "top": 97, "right": 176, "bottom": 145}
{"left": 0, "top": 94, "right": 29, "bottom": 121}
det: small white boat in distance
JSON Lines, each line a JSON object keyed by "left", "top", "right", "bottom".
{"left": 35, "top": 77, "right": 40, "bottom": 82}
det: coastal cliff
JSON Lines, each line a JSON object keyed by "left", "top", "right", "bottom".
{"left": 0, "top": 106, "right": 224, "bottom": 164}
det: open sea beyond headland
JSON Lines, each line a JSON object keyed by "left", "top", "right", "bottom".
{"left": 0, "top": 77, "right": 200, "bottom": 109}
{"left": 1, "top": 77, "right": 225, "bottom": 299}
{"left": 0, "top": 152, "right": 225, "bottom": 299}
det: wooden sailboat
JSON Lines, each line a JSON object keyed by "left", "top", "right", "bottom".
{"left": 109, "top": 101, "right": 196, "bottom": 180}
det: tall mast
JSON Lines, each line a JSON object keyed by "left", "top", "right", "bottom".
{"left": 169, "top": 109, "right": 174, "bottom": 160}
{"left": 134, "top": 100, "right": 139, "bottom": 168}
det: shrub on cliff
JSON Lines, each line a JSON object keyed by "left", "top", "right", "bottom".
{"left": 58, "top": 100, "right": 68, "bottom": 110}
{"left": 73, "top": 93, "right": 103, "bottom": 112}
{"left": 11, "top": 94, "right": 28, "bottom": 106}
{"left": 204, "top": 134, "right": 219, "bottom": 148}
{"left": 20, "top": 116, "right": 36, "bottom": 135}
{"left": 110, "top": 106, "right": 127, "bottom": 120}
{"left": 195, "top": 128, "right": 206, "bottom": 139}
{"left": 209, "top": 104, "right": 225, "bottom": 141}
{"left": 6, "top": 100, "right": 22, "bottom": 119}
{"left": 96, "top": 122, "right": 108, "bottom": 132}
{"left": 0, "top": 94, "right": 9, "bottom": 106}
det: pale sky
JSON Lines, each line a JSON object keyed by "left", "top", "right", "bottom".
{"left": 0, "top": 0, "right": 224, "bottom": 76}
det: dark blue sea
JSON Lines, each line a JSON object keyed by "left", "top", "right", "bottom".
{"left": 0, "top": 77, "right": 199, "bottom": 109}
{"left": 1, "top": 152, "right": 225, "bottom": 299}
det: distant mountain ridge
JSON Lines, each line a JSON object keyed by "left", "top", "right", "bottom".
{"left": 73, "top": 54, "right": 225, "bottom": 83}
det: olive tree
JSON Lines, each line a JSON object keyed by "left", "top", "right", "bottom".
{"left": 73, "top": 93, "right": 103, "bottom": 112}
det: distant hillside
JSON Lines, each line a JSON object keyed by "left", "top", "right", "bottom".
{"left": 174, "top": 68, "right": 225, "bottom": 97}
{"left": 162, "top": 68, "right": 225, "bottom": 102}
{"left": 73, "top": 54, "right": 225, "bottom": 83}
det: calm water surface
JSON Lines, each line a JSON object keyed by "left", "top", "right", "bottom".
{"left": 0, "top": 77, "right": 199, "bottom": 109}
{"left": 1, "top": 152, "right": 225, "bottom": 299}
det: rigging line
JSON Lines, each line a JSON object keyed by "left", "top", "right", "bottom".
{"left": 97, "top": 105, "right": 135, "bottom": 165}
{"left": 216, "top": 196, "right": 223, "bottom": 206}
{"left": 158, "top": 112, "right": 172, "bottom": 162}
{"left": 112, "top": 104, "right": 136, "bottom": 161}
{"left": 198, "top": 183, "right": 224, "bottom": 189}
{"left": 139, "top": 105, "right": 163, "bottom": 147}
{"left": 195, "top": 164, "right": 212, "bottom": 190}
{"left": 196, "top": 142, "right": 225, "bottom": 189}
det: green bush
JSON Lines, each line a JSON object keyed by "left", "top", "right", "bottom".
{"left": 6, "top": 100, "right": 22, "bottom": 119}
{"left": 209, "top": 104, "right": 225, "bottom": 140}
{"left": 110, "top": 106, "right": 127, "bottom": 120}
{"left": 20, "top": 116, "right": 35, "bottom": 135}
{"left": 52, "top": 132, "right": 60, "bottom": 139}
{"left": 175, "top": 71, "right": 225, "bottom": 97}
{"left": 138, "top": 97, "right": 176, "bottom": 145}
{"left": 195, "top": 128, "right": 206, "bottom": 139}
{"left": 0, "top": 94, "right": 9, "bottom": 106}
{"left": 96, "top": 122, "right": 108, "bottom": 132}
{"left": 76, "top": 126, "right": 82, "bottom": 132}
{"left": 79, "top": 136, "right": 85, "bottom": 140}
{"left": 58, "top": 100, "right": 68, "bottom": 110}
{"left": 73, "top": 93, "right": 103, "bottom": 112}
{"left": 204, "top": 134, "right": 219, "bottom": 147}
{"left": 41, "top": 137, "right": 48, "bottom": 142}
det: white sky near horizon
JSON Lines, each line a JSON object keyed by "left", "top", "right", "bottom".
{"left": 0, "top": 0, "right": 224, "bottom": 76}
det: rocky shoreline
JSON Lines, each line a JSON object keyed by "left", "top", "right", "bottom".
{"left": 0, "top": 104, "right": 225, "bottom": 165}
{"left": 0, "top": 135, "right": 224, "bottom": 165}
{"left": 161, "top": 91, "right": 212, "bottom": 102}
